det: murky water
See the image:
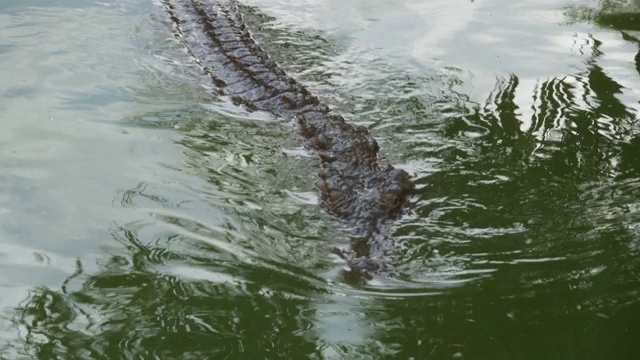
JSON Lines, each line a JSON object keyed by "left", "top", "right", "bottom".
{"left": 0, "top": 0, "right": 639, "bottom": 358}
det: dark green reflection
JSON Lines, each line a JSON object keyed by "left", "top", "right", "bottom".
{"left": 379, "top": 1, "right": 640, "bottom": 357}
{"left": 7, "top": 225, "right": 324, "bottom": 359}
{"left": 565, "top": 0, "right": 640, "bottom": 30}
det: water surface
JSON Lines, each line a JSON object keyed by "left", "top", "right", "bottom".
{"left": 0, "top": 0, "right": 639, "bottom": 358}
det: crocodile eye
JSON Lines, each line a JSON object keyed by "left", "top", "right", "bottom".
{"left": 368, "top": 138, "right": 379, "bottom": 152}
{"left": 314, "top": 134, "right": 329, "bottom": 149}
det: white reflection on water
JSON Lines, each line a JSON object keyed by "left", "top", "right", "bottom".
{"left": 0, "top": 0, "right": 186, "bottom": 316}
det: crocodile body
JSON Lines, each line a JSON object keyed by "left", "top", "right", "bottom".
{"left": 162, "top": 0, "right": 413, "bottom": 276}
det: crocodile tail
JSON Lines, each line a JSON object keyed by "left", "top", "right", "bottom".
{"left": 162, "top": 0, "right": 414, "bottom": 280}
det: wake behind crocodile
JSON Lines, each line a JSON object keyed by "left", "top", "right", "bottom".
{"left": 161, "top": 0, "right": 414, "bottom": 279}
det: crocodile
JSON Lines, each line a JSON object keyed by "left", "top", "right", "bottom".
{"left": 161, "top": 0, "right": 414, "bottom": 278}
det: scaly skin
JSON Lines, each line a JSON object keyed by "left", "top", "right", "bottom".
{"left": 162, "top": 0, "right": 414, "bottom": 278}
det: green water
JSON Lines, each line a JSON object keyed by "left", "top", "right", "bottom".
{"left": 0, "top": 0, "right": 639, "bottom": 358}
